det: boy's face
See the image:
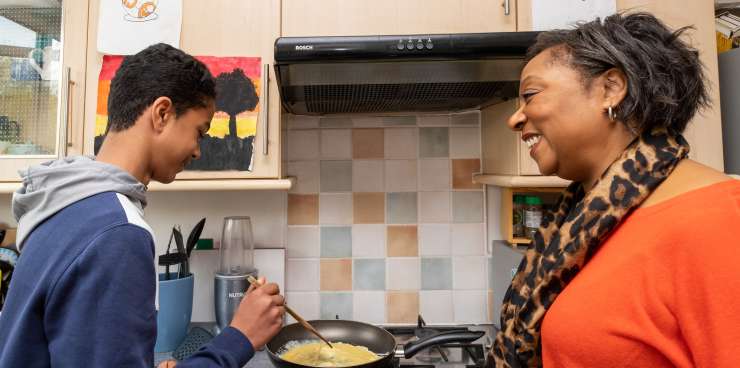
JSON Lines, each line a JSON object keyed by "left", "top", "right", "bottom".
{"left": 151, "top": 100, "right": 215, "bottom": 183}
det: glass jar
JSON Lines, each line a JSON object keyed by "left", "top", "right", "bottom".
{"left": 512, "top": 194, "right": 525, "bottom": 238}
{"left": 524, "top": 196, "right": 543, "bottom": 240}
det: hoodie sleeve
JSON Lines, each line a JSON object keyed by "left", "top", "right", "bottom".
{"left": 44, "top": 224, "right": 158, "bottom": 367}
{"left": 176, "top": 326, "right": 255, "bottom": 367}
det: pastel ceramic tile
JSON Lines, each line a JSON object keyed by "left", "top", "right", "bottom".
{"left": 287, "top": 115, "right": 320, "bottom": 130}
{"left": 385, "top": 160, "right": 417, "bottom": 192}
{"left": 421, "top": 257, "right": 453, "bottom": 290}
{"left": 387, "top": 225, "right": 418, "bottom": 257}
{"left": 453, "top": 290, "right": 488, "bottom": 323}
{"left": 320, "top": 292, "right": 353, "bottom": 320}
{"left": 452, "top": 191, "right": 484, "bottom": 223}
{"left": 387, "top": 291, "right": 420, "bottom": 323}
{"left": 287, "top": 226, "right": 320, "bottom": 258}
{"left": 385, "top": 128, "right": 418, "bottom": 159}
{"left": 321, "top": 129, "right": 352, "bottom": 159}
{"left": 386, "top": 192, "right": 417, "bottom": 224}
{"left": 451, "top": 111, "right": 480, "bottom": 126}
{"left": 418, "top": 159, "right": 451, "bottom": 191}
{"left": 352, "top": 117, "right": 383, "bottom": 128}
{"left": 288, "top": 194, "right": 319, "bottom": 225}
{"left": 320, "top": 117, "right": 353, "bottom": 128}
{"left": 287, "top": 161, "right": 320, "bottom": 194}
{"left": 255, "top": 249, "right": 285, "bottom": 292}
{"left": 352, "top": 160, "right": 384, "bottom": 193}
{"left": 353, "top": 259, "right": 386, "bottom": 290}
{"left": 319, "top": 193, "right": 353, "bottom": 225}
{"left": 353, "top": 193, "right": 385, "bottom": 224}
{"left": 286, "top": 259, "right": 319, "bottom": 291}
{"left": 320, "top": 259, "right": 352, "bottom": 291}
{"left": 420, "top": 290, "right": 454, "bottom": 324}
{"left": 352, "top": 224, "right": 385, "bottom": 258}
{"left": 449, "top": 127, "right": 481, "bottom": 159}
{"left": 488, "top": 290, "right": 494, "bottom": 323}
{"left": 382, "top": 116, "right": 417, "bottom": 126}
{"left": 452, "top": 159, "right": 482, "bottom": 189}
{"left": 451, "top": 223, "right": 485, "bottom": 256}
{"left": 419, "top": 191, "right": 450, "bottom": 223}
{"left": 453, "top": 256, "right": 487, "bottom": 290}
{"left": 320, "top": 160, "right": 352, "bottom": 192}
{"left": 419, "top": 127, "right": 449, "bottom": 158}
{"left": 286, "top": 292, "right": 320, "bottom": 323}
{"left": 321, "top": 226, "right": 352, "bottom": 258}
{"left": 387, "top": 258, "right": 420, "bottom": 290}
{"left": 287, "top": 130, "right": 320, "bottom": 161}
{"left": 352, "top": 129, "right": 384, "bottom": 159}
{"left": 353, "top": 291, "right": 386, "bottom": 324}
{"left": 419, "top": 224, "right": 451, "bottom": 256}
{"left": 418, "top": 115, "right": 450, "bottom": 127}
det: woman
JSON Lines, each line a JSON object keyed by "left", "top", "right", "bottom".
{"left": 490, "top": 12, "right": 740, "bottom": 368}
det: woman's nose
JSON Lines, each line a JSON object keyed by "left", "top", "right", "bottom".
{"left": 507, "top": 103, "right": 526, "bottom": 131}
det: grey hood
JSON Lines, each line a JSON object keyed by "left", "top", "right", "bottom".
{"left": 12, "top": 156, "right": 148, "bottom": 250}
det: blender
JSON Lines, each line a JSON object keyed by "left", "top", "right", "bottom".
{"left": 214, "top": 216, "right": 258, "bottom": 333}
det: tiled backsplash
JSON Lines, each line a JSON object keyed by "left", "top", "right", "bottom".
{"left": 284, "top": 112, "right": 490, "bottom": 325}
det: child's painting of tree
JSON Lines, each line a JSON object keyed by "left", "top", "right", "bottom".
{"left": 94, "top": 55, "right": 261, "bottom": 171}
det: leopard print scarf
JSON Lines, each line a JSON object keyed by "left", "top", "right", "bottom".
{"left": 489, "top": 128, "right": 690, "bottom": 368}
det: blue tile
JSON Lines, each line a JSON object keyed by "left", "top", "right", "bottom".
{"left": 452, "top": 191, "right": 483, "bottom": 223}
{"left": 387, "top": 192, "right": 418, "bottom": 224}
{"left": 321, "top": 226, "right": 352, "bottom": 258}
{"left": 320, "top": 160, "right": 352, "bottom": 192}
{"left": 320, "top": 292, "right": 353, "bottom": 320}
{"left": 353, "top": 259, "right": 386, "bottom": 290}
{"left": 421, "top": 258, "right": 452, "bottom": 290}
{"left": 419, "top": 127, "right": 449, "bottom": 158}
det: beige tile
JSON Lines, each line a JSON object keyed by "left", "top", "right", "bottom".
{"left": 320, "top": 259, "right": 352, "bottom": 291}
{"left": 288, "top": 194, "right": 318, "bottom": 225}
{"left": 353, "top": 129, "right": 384, "bottom": 159}
{"left": 452, "top": 159, "right": 482, "bottom": 189}
{"left": 387, "top": 291, "right": 420, "bottom": 323}
{"left": 387, "top": 225, "right": 418, "bottom": 257}
{"left": 353, "top": 193, "right": 385, "bottom": 224}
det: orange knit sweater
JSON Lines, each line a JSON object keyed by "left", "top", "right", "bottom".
{"left": 541, "top": 179, "right": 740, "bottom": 368}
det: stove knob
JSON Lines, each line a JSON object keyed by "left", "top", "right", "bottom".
{"left": 397, "top": 43, "right": 404, "bottom": 51}
{"left": 406, "top": 42, "right": 414, "bottom": 50}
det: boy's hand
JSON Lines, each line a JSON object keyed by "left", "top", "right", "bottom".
{"left": 230, "top": 277, "right": 285, "bottom": 349}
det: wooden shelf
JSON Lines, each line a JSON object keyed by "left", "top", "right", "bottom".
{"left": 0, "top": 177, "right": 294, "bottom": 194}
{"left": 474, "top": 174, "right": 570, "bottom": 188}
{"left": 730, "top": 174, "right": 740, "bottom": 180}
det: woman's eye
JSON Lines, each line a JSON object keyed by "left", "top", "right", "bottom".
{"left": 521, "top": 91, "right": 537, "bottom": 102}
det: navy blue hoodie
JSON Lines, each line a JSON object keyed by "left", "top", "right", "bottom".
{"left": 0, "top": 156, "right": 254, "bottom": 367}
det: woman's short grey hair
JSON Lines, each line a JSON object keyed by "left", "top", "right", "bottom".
{"left": 526, "top": 12, "right": 709, "bottom": 135}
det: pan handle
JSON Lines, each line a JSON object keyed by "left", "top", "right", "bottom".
{"left": 402, "top": 330, "right": 485, "bottom": 359}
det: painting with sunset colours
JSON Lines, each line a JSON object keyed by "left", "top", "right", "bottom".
{"left": 94, "top": 55, "right": 261, "bottom": 171}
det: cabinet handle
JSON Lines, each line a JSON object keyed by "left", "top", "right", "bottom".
{"left": 504, "top": 0, "right": 510, "bottom": 15}
{"left": 262, "top": 63, "right": 269, "bottom": 156}
{"left": 58, "top": 67, "right": 72, "bottom": 158}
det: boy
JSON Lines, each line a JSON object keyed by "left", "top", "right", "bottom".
{"left": 0, "top": 43, "right": 284, "bottom": 367}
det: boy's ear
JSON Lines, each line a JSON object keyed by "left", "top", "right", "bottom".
{"left": 150, "top": 97, "right": 174, "bottom": 133}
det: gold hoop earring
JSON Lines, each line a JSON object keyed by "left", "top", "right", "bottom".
{"left": 608, "top": 106, "right": 615, "bottom": 122}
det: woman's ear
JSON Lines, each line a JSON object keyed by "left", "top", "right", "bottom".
{"left": 601, "top": 68, "right": 628, "bottom": 111}
{"left": 150, "top": 96, "right": 174, "bottom": 133}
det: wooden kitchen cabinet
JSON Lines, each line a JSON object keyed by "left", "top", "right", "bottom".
{"left": 82, "top": 0, "right": 284, "bottom": 180}
{"left": 0, "top": 0, "right": 88, "bottom": 182}
{"left": 281, "top": 0, "right": 517, "bottom": 37}
{"left": 514, "top": 0, "right": 724, "bottom": 172}
{"left": 500, "top": 186, "right": 563, "bottom": 245}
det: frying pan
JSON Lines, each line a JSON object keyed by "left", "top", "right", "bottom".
{"left": 267, "top": 320, "right": 485, "bottom": 368}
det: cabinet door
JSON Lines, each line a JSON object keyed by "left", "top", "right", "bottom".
{"left": 282, "top": 0, "right": 516, "bottom": 37}
{"left": 82, "top": 0, "right": 282, "bottom": 179}
{"left": 0, "top": 0, "right": 88, "bottom": 181}
{"left": 481, "top": 100, "right": 541, "bottom": 176}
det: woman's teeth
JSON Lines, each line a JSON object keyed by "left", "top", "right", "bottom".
{"left": 525, "top": 135, "right": 541, "bottom": 149}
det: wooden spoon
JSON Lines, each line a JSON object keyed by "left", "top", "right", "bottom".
{"left": 246, "top": 275, "right": 333, "bottom": 348}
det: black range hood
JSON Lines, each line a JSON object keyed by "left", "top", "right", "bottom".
{"left": 273, "top": 31, "right": 539, "bottom": 115}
